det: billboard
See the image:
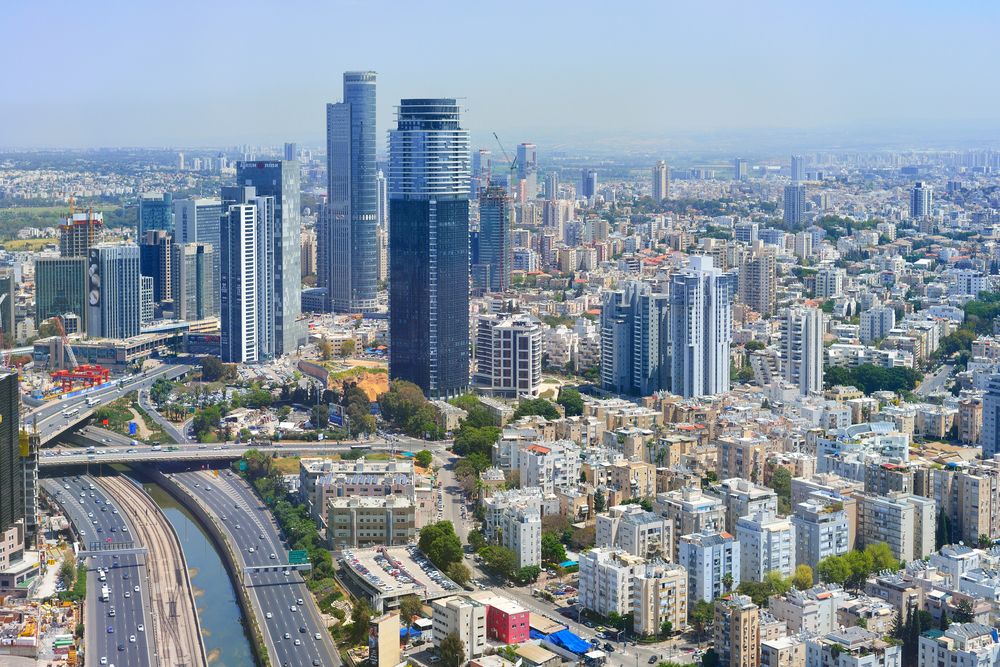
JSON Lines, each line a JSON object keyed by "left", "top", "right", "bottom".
{"left": 87, "top": 248, "right": 102, "bottom": 307}
{"left": 329, "top": 403, "right": 344, "bottom": 427}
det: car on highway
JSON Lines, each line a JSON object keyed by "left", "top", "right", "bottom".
{"left": 138, "top": 624, "right": 144, "bottom": 632}
{"left": 266, "top": 612, "right": 273, "bottom": 619}
{"left": 299, "top": 626, "right": 306, "bottom": 633}
{"left": 270, "top": 553, "right": 276, "bottom": 559}
{"left": 100, "top": 658, "right": 107, "bottom": 665}
{"left": 284, "top": 632, "right": 291, "bottom": 639}
{"left": 129, "top": 635, "right": 136, "bottom": 643}
{"left": 107, "top": 626, "right": 114, "bottom": 633}
{"left": 118, "top": 643, "right": 125, "bottom": 651}
{"left": 294, "top": 639, "right": 301, "bottom": 646}
{"left": 290, "top": 605, "right": 297, "bottom": 612}
{"left": 124, "top": 591, "right": 130, "bottom": 598}
{"left": 314, "top": 633, "right": 322, "bottom": 640}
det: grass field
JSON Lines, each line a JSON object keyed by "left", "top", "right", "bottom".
{"left": 1, "top": 237, "right": 58, "bottom": 250}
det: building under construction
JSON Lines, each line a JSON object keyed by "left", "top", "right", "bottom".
{"left": 59, "top": 210, "right": 103, "bottom": 258}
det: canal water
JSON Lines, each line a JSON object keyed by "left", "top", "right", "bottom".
{"left": 142, "top": 482, "right": 256, "bottom": 666}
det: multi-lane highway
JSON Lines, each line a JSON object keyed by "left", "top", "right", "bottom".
{"left": 42, "top": 476, "right": 153, "bottom": 667}
{"left": 171, "top": 470, "right": 340, "bottom": 667}
{"left": 28, "top": 363, "right": 193, "bottom": 444}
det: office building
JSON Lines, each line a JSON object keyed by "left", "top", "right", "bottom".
{"left": 738, "top": 241, "right": 776, "bottom": 316}
{"left": 734, "top": 222, "right": 759, "bottom": 244}
{"left": 815, "top": 266, "right": 845, "bottom": 299}
{"left": 471, "top": 149, "right": 492, "bottom": 198}
{"left": 388, "top": 98, "right": 470, "bottom": 398}
{"left": 474, "top": 313, "right": 542, "bottom": 397}
{"left": 910, "top": 182, "right": 933, "bottom": 219}
{"left": 138, "top": 192, "right": 174, "bottom": 237}
{"left": 220, "top": 187, "right": 273, "bottom": 363}
{"left": 432, "top": 596, "right": 486, "bottom": 661}
{"left": 715, "top": 595, "right": 760, "bottom": 667}
{"left": 791, "top": 155, "right": 805, "bottom": 183}
{"left": 805, "top": 627, "right": 901, "bottom": 667}
{"left": 545, "top": 172, "right": 559, "bottom": 200}
{"left": 60, "top": 210, "right": 102, "bottom": 258}
{"left": 856, "top": 492, "right": 935, "bottom": 562}
{"left": 669, "top": 256, "right": 737, "bottom": 398}
{"left": 633, "top": 562, "right": 688, "bottom": 636}
{"left": 86, "top": 244, "right": 141, "bottom": 340}
{"left": 783, "top": 184, "right": 806, "bottom": 227}
{"left": 596, "top": 504, "right": 672, "bottom": 560}
{"left": 736, "top": 511, "right": 796, "bottom": 581}
{"left": 982, "top": 375, "right": 1000, "bottom": 459}
{"left": 326, "top": 495, "right": 416, "bottom": 549}
{"left": 780, "top": 306, "right": 824, "bottom": 396}
{"left": 791, "top": 500, "right": 850, "bottom": 570}
{"left": 35, "top": 257, "right": 87, "bottom": 328}
{"left": 323, "top": 71, "right": 378, "bottom": 313}
{"left": 734, "top": 158, "right": 748, "bottom": 181}
{"left": 171, "top": 243, "right": 214, "bottom": 321}
{"left": 679, "top": 531, "right": 741, "bottom": 603}
{"left": 652, "top": 161, "right": 669, "bottom": 201}
{"left": 516, "top": 142, "right": 537, "bottom": 199}
{"left": 140, "top": 275, "right": 153, "bottom": 325}
{"left": 860, "top": 307, "right": 896, "bottom": 344}
{"left": 601, "top": 280, "right": 670, "bottom": 396}
{"left": 474, "top": 184, "right": 512, "bottom": 293}
{"left": 283, "top": 142, "right": 298, "bottom": 161}
{"left": 174, "top": 197, "right": 222, "bottom": 290}
{"left": 578, "top": 547, "right": 646, "bottom": 617}
{"left": 0, "top": 373, "right": 24, "bottom": 544}
{"left": 139, "top": 230, "right": 172, "bottom": 304}
{"left": 581, "top": 168, "right": 598, "bottom": 200}
{"left": 918, "top": 623, "right": 1000, "bottom": 667}
{"left": 235, "top": 160, "right": 303, "bottom": 356}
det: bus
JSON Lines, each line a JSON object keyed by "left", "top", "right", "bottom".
{"left": 62, "top": 408, "right": 80, "bottom": 418}
{"left": 86, "top": 397, "right": 100, "bottom": 407}
{"left": 350, "top": 444, "right": 369, "bottom": 451}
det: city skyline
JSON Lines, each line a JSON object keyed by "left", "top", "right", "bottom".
{"left": 4, "top": 1, "right": 1000, "bottom": 149}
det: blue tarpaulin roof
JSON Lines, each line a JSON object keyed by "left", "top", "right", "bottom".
{"left": 559, "top": 560, "right": 578, "bottom": 568}
{"left": 530, "top": 629, "right": 547, "bottom": 640}
{"left": 548, "top": 628, "right": 590, "bottom": 655}
{"left": 400, "top": 628, "right": 422, "bottom": 638}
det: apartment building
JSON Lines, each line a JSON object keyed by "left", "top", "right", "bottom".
{"left": 498, "top": 505, "right": 541, "bottom": 568}
{"left": 715, "top": 595, "right": 761, "bottom": 667}
{"left": 654, "top": 486, "right": 727, "bottom": 560}
{"left": 633, "top": 561, "right": 688, "bottom": 636}
{"left": 679, "top": 531, "right": 741, "bottom": 603}
{"left": 299, "top": 457, "right": 418, "bottom": 518}
{"left": 917, "top": 623, "right": 1000, "bottom": 667}
{"left": 762, "top": 635, "right": 806, "bottom": 667}
{"left": 712, "top": 478, "right": 779, "bottom": 534}
{"left": 578, "top": 547, "right": 646, "bottom": 617}
{"left": 717, "top": 434, "right": 771, "bottom": 483}
{"left": 736, "top": 511, "right": 796, "bottom": 581}
{"left": 805, "top": 627, "right": 901, "bottom": 667}
{"left": 432, "top": 596, "right": 487, "bottom": 661}
{"left": 596, "top": 504, "right": 672, "bottom": 559}
{"left": 326, "top": 495, "right": 416, "bottom": 549}
{"left": 856, "top": 492, "right": 935, "bottom": 562}
{"left": 791, "top": 499, "right": 850, "bottom": 570}
{"left": 767, "top": 584, "right": 851, "bottom": 635}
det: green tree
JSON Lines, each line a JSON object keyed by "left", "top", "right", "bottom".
{"left": 439, "top": 632, "right": 466, "bottom": 667}
{"left": 556, "top": 387, "right": 585, "bottom": 417}
{"left": 818, "top": 555, "right": 851, "bottom": 585}
{"left": 418, "top": 521, "right": 463, "bottom": 571}
{"left": 701, "top": 649, "right": 719, "bottom": 667}
{"left": 690, "top": 600, "right": 714, "bottom": 641}
{"left": 467, "top": 529, "right": 487, "bottom": 552}
{"left": 541, "top": 532, "right": 567, "bottom": 564}
{"left": 447, "top": 561, "right": 471, "bottom": 586}
{"left": 350, "top": 597, "right": 371, "bottom": 644}
{"left": 952, "top": 599, "right": 975, "bottom": 623}
{"left": 864, "top": 542, "right": 898, "bottom": 573}
{"left": 769, "top": 467, "right": 792, "bottom": 512}
{"left": 514, "top": 565, "right": 541, "bottom": 584}
{"left": 311, "top": 403, "right": 329, "bottom": 429}
{"left": 318, "top": 336, "right": 333, "bottom": 360}
{"left": 660, "top": 619, "right": 673, "bottom": 638}
{"left": 201, "top": 356, "right": 234, "bottom": 382}
{"left": 479, "top": 545, "right": 518, "bottom": 579}
{"left": 415, "top": 450, "right": 434, "bottom": 469}
{"left": 341, "top": 338, "right": 356, "bottom": 357}
{"left": 594, "top": 489, "right": 606, "bottom": 513}
{"left": 977, "top": 534, "right": 993, "bottom": 549}
{"left": 936, "top": 509, "right": 953, "bottom": 550}
{"left": 722, "top": 572, "right": 734, "bottom": 593}
{"left": 512, "top": 397, "right": 560, "bottom": 420}
{"left": 792, "top": 564, "right": 814, "bottom": 590}
{"left": 398, "top": 594, "right": 424, "bottom": 634}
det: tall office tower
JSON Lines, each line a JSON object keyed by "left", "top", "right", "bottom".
{"left": 171, "top": 243, "right": 214, "bottom": 321}
{"left": 581, "top": 169, "right": 598, "bottom": 200}
{"left": 235, "top": 160, "right": 303, "bottom": 355}
{"left": 173, "top": 197, "right": 222, "bottom": 295}
{"left": 738, "top": 241, "right": 776, "bottom": 316}
{"left": 300, "top": 228, "right": 317, "bottom": 278}
{"left": 652, "top": 161, "right": 669, "bottom": 201}
{"left": 389, "top": 98, "right": 471, "bottom": 398}
{"left": 138, "top": 192, "right": 174, "bottom": 237}
{"left": 734, "top": 158, "right": 748, "bottom": 181}
{"left": 283, "top": 142, "right": 298, "bottom": 161}
{"left": 790, "top": 155, "right": 805, "bottom": 183}
{"left": 470, "top": 149, "right": 492, "bottom": 198}
{"left": 516, "top": 142, "right": 538, "bottom": 199}
{"left": 474, "top": 313, "right": 543, "bottom": 397}
{"left": 981, "top": 375, "right": 1000, "bottom": 459}
{"left": 35, "top": 257, "right": 87, "bottom": 328}
{"left": 544, "top": 172, "right": 559, "bottom": 201}
{"left": 139, "top": 230, "right": 172, "bottom": 304}
{"left": 669, "top": 256, "right": 737, "bottom": 398}
{"left": 910, "top": 181, "right": 933, "bottom": 219}
{"left": 0, "top": 271, "right": 13, "bottom": 347}
{"left": 473, "top": 184, "right": 512, "bottom": 294}
{"left": 376, "top": 169, "right": 388, "bottom": 229}
{"left": 783, "top": 183, "right": 806, "bottom": 227}
{"left": 324, "top": 71, "right": 378, "bottom": 313}
{"left": 601, "top": 280, "right": 670, "bottom": 396}
{"left": 86, "top": 244, "right": 142, "bottom": 340}
{"left": 779, "top": 306, "right": 824, "bottom": 396}
{"left": 140, "top": 276, "right": 154, "bottom": 325}
{"left": 0, "top": 373, "right": 24, "bottom": 549}
{"left": 59, "top": 210, "right": 103, "bottom": 258}
{"left": 220, "top": 187, "right": 275, "bottom": 362}
{"left": 376, "top": 226, "right": 388, "bottom": 283}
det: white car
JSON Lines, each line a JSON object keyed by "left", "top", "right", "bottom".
{"left": 133, "top": 585, "right": 139, "bottom": 592}
{"left": 290, "top": 605, "right": 298, "bottom": 612}
{"left": 314, "top": 633, "right": 322, "bottom": 640}
{"left": 129, "top": 635, "right": 136, "bottom": 643}
{"left": 100, "top": 659, "right": 108, "bottom": 665}
{"left": 266, "top": 612, "right": 273, "bottom": 619}
{"left": 137, "top": 624, "right": 144, "bottom": 632}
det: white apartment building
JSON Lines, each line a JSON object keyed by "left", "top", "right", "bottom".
{"left": 474, "top": 313, "right": 543, "bottom": 398}
{"left": 780, "top": 305, "right": 824, "bottom": 396}
{"left": 815, "top": 266, "right": 845, "bottom": 299}
{"left": 806, "top": 627, "right": 901, "bottom": 667}
{"left": 483, "top": 488, "right": 544, "bottom": 543}
{"left": 736, "top": 511, "right": 796, "bottom": 581}
{"left": 633, "top": 562, "right": 688, "bottom": 636}
{"left": 791, "top": 500, "right": 850, "bottom": 570}
{"left": 517, "top": 441, "right": 582, "bottom": 494}
{"left": 918, "top": 623, "right": 1000, "bottom": 667}
{"left": 712, "top": 478, "right": 779, "bottom": 534}
{"left": 654, "top": 487, "right": 727, "bottom": 560}
{"left": 856, "top": 492, "right": 935, "bottom": 562}
{"left": 596, "top": 504, "right": 672, "bottom": 560}
{"left": 498, "top": 505, "right": 541, "bottom": 568}
{"left": 768, "top": 584, "right": 852, "bottom": 635}
{"left": 432, "top": 596, "right": 487, "bottom": 660}
{"left": 860, "top": 307, "right": 896, "bottom": 344}
{"left": 578, "top": 547, "right": 646, "bottom": 618}
{"left": 678, "top": 531, "right": 740, "bottom": 603}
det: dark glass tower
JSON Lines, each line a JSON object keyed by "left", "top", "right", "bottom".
{"left": 389, "top": 99, "right": 471, "bottom": 398}
{"left": 473, "top": 184, "right": 512, "bottom": 293}
{"left": 0, "top": 372, "right": 24, "bottom": 538}
{"left": 324, "top": 71, "right": 378, "bottom": 312}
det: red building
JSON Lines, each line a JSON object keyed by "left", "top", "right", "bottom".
{"left": 485, "top": 598, "right": 530, "bottom": 645}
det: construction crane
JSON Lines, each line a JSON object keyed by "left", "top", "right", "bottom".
{"left": 492, "top": 132, "right": 518, "bottom": 193}
{"left": 52, "top": 315, "right": 78, "bottom": 369}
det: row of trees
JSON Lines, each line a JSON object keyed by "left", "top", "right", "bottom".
{"left": 735, "top": 566, "right": 814, "bottom": 606}
{"left": 417, "top": 521, "right": 470, "bottom": 585}
{"left": 824, "top": 364, "right": 922, "bottom": 395}
{"left": 817, "top": 542, "right": 898, "bottom": 588}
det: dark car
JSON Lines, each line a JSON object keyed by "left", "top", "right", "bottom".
{"left": 649, "top": 657, "right": 658, "bottom": 664}
{"left": 604, "top": 643, "right": 614, "bottom": 652}
{"left": 118, "top": 644, "right": 125, "bottom": 651}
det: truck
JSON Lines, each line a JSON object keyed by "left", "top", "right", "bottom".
{"left": 100, "top": 585, "right": 109, "bottom": 602}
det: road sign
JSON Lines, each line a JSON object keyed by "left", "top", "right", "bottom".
{"left": 289, "top": 550, "right": 308, "bottom": 565}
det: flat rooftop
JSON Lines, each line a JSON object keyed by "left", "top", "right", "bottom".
{"left": 340, "top": 545, "right": 461, "bottom": 602}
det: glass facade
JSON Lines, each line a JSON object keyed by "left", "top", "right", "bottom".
{"left": 474, "top": 184, "right": 512, "bottom": 293}
{"left": 138, "top": 192, "right": 174, "bottom": 237}
{"left": 35, "top": 257, "right": 88, "bottom": 326}
{"left": 389, "top": 99, "right": 471, "bottom": 398}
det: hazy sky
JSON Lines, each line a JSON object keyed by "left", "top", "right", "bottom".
{"left": 3, "top": 0, "right": 999, "bottom": 150}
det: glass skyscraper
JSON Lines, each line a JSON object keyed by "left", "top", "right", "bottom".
{"left": 389, "top": 99, "right": 471, "bottom": 398}
{"left": 474, "top": 184, "right": 512, "bottom": 294}
{"left": 86, "top": 243, "right": 142, "bottom": 340}
{"left": 323, "top": 71, "right": 378, "bottom": 313}
{"left": 138, "top": 192, "right": 174, "bottom": 237}
{"left": 235, "top": 160, "right": 304, "bottom": 356}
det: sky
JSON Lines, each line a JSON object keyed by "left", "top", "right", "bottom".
{"left": 3, "top": 0, "right": 1000, "bottom": 151}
